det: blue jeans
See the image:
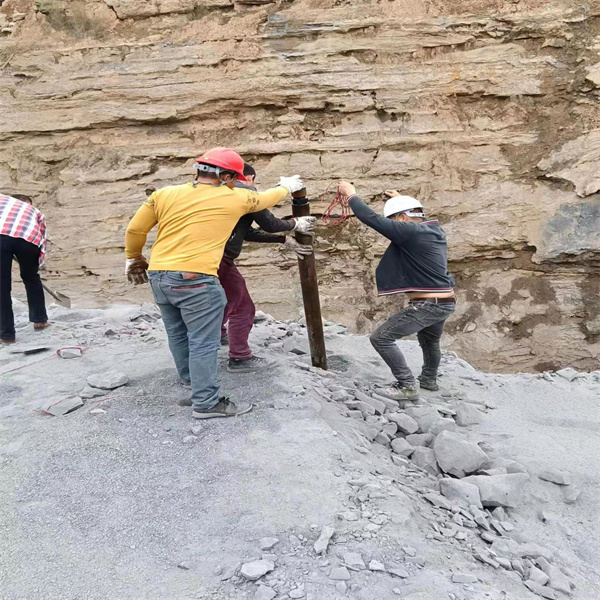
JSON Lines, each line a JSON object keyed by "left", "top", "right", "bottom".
{"left": 148, "top": 271, "right": 227, "bottom": 411}
{"left": 370, "top": 300, "right": 456, "bottom": 386}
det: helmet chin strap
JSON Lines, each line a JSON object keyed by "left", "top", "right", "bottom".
{"left": 193, "top": 163, "right": 236, "bottom": 187}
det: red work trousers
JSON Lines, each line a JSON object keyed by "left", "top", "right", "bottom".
{"left": 218, "top": 256, "right": 255, "bottom": 360}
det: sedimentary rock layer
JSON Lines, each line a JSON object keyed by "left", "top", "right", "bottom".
{"left": 1, "top": 0, "right": 599, "bottom": 371}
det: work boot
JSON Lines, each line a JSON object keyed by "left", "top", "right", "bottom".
{"left": 192, "top": 397, "right": 252, "bottom": 419}
{"left": 1, "top": 338, "right": 16, "bottom": 344}
{"left": 377, "top": 382, "right": 420, "bottom": 402}
{"left": 418, "top": 376, "right": 439, "bottom": 392}
{"left": 227, "top": 356, "right": 271, "bottom": 373}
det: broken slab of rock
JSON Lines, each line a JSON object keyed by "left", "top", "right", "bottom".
{"left": 79, "top": 385, "right": 109, "bottom": 399}
{"left": 461, "top": 473, "right": 529, "bottom": 508}
{"left": 254, "top": 585, "right": 277, "bottom": 600}
{"left": 411, "top": 446, "right": 440, "bottom": 475}
{"left": 343, "top": 552, "right": 366, "bottom": 570}
{"left": 259, "top": 537, "right": 280, "bottom": 551}
{"left": 452, "top": 573, "right": 478, "bottom": 584}
{"left": 454, "top": 402, "right": 484, "bottom": 426}
{"left": 538, "top": 468, "right": 571, "bottom": 486}
{"left": 424, "top": 492, "right": 452, "bottom": 510}
{"left": 329, "top": 566, "right": 351, "bottom": 580}
{"left": 391, "top": 438, "right": 414, "bottom": 457}
{"left": 433, "top": 430, "right": 488, "bottom": 478}
{"left": 87, "top": 372, "right": 129, "bottom": 390}
{"left": 562, "top": 485, "right": 581, "bottom": 504}
{"left": 405, "top": 433, "right": 433, "bottom": 447}
{"left": 42, "top": 396, "right": 84, "bottom": 416}
{"left": 240, "top": 560, "right": 275, "bottom": 581}
{"left": 313, "top": 525, "right": 335, "bottom": 554}
{"left": 387, "top": 413, "right": 418, "bottom": 434}
{"left": 440, "top": 478, "right": 483, "bottom": 509}
{"left": 524, "top": 580, "right": 557, "bottom": 599}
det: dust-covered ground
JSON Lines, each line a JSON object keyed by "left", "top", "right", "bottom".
{"left": 0, "top": 301, "right": 598, "bottom": 600}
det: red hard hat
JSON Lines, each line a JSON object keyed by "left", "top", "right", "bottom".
{"left": 195, "top": 147, "right": 245, "bottom": 177}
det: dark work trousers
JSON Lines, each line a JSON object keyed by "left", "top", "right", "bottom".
{"left": 218, "top": 256, "right": 255, "bottom": 360}
{"left": 369, "top": 300, "right": 456, "bottom": 386}
{"left": 0, "top": 234, "right": 48, "bottom": 340}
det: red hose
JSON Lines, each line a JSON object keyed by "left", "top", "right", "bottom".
{"left": 321, "top": 183, "right": 351, "bottom": 226}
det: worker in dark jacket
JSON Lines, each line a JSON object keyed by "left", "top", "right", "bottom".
{"left": 220, "top": 165, "right": 315, "bottom": 373}
{"left": 337, "top": 181, "right": 456, "bottom": 400}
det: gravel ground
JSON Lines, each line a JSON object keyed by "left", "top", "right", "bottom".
{"left": 1, "top": 301, "right": 598, "bottom": 600}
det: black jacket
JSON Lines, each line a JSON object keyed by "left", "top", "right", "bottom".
{"left": 224, "top": 182, "right": 294, "bottom": 260}
{"left": 348, "top": 195, "right": 455, "bottom": 296}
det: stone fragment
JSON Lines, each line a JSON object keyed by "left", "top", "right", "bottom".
{"left": 388, "top": 567, "right": 410, "bottom": 578}
{"left": 391, "top": 438, "right": 414, "bottom": 457}
{"left": 79, "top": 386, "right": 109, "bottom": 399}
{"left": 440, "top": 478, "right": 483, "bottom": 509}
{"left": 461, "top": 474, "right": 529, "bottom": 508}
{"left": 329, "top": 566, "right": 351, "bottom": 580}
{"left": 452, "top": 573, "right": 478, "bottom": 583}
{"left": 405, "top": 433, "right": 434, "bottom": 447}
{"left": 177, "top": 561, "right": 191, "bottom": 570}
{"left": 255, "top": 585, "right": 277, "bottom": 600}
{"left": 340, "top": 511, "right": 359, "bottom": 522}
{"left": 356, "top": 401, "right": 376, "bottom": 417}
{"left": 555, "top": 367, "right": 578, "bottom": 381}
{"left": 388, "top": 413, "right": 418, "bottom": 434}
{"left": 354, "top": 392, "right": 386, "bottom": 415}
{"left": 87, "top": 372, "right": 129, "bottom": 390}
{"left": 528, "top": 566, "right": 550, "bottom": 586}
{"left": 433, "top": 431, "right": 488, "bottom": 478}
{"left": 369, "top": 559, "right": 385, "bottom": 571}
{"left": 90, "top": 408, "right": 106, "bottom": 415}
{"left": 335, "top": 582, "right": 347, "bottom": 593}
{"left": 538, "top": 469, "right": 571, "bottom": 485}
{"left": 57, "top": 347, "right": 82, "bottom": 359}
{"left": 411, "top": 447, "right": 440, "bottom": 475}
{"left": 383, "top": 422, "right": 398, "bottom": 436}
{"left": 404, "top": 556, "right": 424, "bottom": 565}
{"left": 562, "top": 485, "right": 581, "bottom": 504}
{"left": 343, "top": 552, "right": 366, "bottom": 570}
{"left": 424, "top": 492, "right": 452, "bottom": 511}
{"left": 454, "top": 402, "right": 484, "bottom": 426}
{"left": 524, "top": 580, "right": 557, "bottom": 599}
{"left": 260, "top": 537, "right": 280, "bottom": 551}
{"left": 240, "top": 560, "right": 275, "bottom": 581}
{"left": 43, "top": 396, "right": 84, "bottom": 416}
{"left": 375, "top": 432, "right": 391, "bottom": 445}
{"left": 540, "top": 563, "right": 572, "bottom": 595}
{"left": 313, "top": 526, "right": 335, "bottom": 554}
{"left": 429, "top": 418, "right": 457, "bottom": 435}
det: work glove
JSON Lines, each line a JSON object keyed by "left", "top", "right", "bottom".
{"left": 291, "top": 216, "right": 316, "bottom": 237}
{"left": 283, "top": 237, "right": 313, "bottom": 260}
{"left": 277, "top": 175, "right": 304, "bottom": 194}
{"left": 125, "top": 255, "right": 149, "bottom": 285}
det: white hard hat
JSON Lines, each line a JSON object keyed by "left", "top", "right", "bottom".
{"left": 383, "top": 195, "right": 424, "bottom": 218}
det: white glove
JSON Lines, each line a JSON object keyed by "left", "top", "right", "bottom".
{"left": 277, "top": 175, "right": 304, "bottom": 194}
{"left": 291, "top": 216, "right": 316, "bottom": 237}
{"left": 125, "top": 255, "right": 149, "bottom": 285}
{"left": 284, "top": 237, "right": 313, "bottom": 260}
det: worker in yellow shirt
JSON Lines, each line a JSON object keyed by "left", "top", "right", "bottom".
{"left": 125, "top": 147, "right": 304, "bottom": 419}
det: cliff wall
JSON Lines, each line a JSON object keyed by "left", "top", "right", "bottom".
{"left": 1, "top": 0, "right": 599, "bottom": 372}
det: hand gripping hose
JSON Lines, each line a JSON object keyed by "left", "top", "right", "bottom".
{"left": 321, "top": 183, "right": 351, "bottom": 226}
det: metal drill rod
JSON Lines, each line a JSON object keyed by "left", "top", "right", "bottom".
{"left": 292, "top": 188, "right": 328, "bottom": 370}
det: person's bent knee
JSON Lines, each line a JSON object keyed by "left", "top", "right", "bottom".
{"left": 370, "top": 330, "right": 395, "bottom": 348}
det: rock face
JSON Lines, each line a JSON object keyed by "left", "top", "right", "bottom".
{"left": 1, "top": 0, "right": 599, "bottom": 372}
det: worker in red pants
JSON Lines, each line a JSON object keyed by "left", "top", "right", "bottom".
{"left": 220, "top": 164, "right": 315, "bottom": 373}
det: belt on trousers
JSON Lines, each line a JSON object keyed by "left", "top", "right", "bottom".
{"left": 409, "top": 297, "right": 456, "bottom": 304}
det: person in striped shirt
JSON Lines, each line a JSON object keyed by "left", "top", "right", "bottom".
{"left": 0, "top": 194, "right": 50, "bottom": 343}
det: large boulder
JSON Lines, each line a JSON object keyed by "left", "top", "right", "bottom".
{"left": 433, "top": 431, "right": 488, "bottom": 478}
{"left": 462, "top": 474, "right": 529, "bottom": 508}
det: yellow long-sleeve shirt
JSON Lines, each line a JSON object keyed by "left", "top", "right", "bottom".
{"left": 125, "top": 182, "right": 288, "bottom": 276}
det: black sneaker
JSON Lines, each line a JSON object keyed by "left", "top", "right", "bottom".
{"left": 192, "top": 397, "right": 252, "bottom": 419}
{"left": 227, "top": 356, "right": 271, "bottom": 373}
{"left": 418, "top": 377, "right": 439, "bottom": 392}
{"left": 377, "top": 382, "right": 420, "bottom": 401}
